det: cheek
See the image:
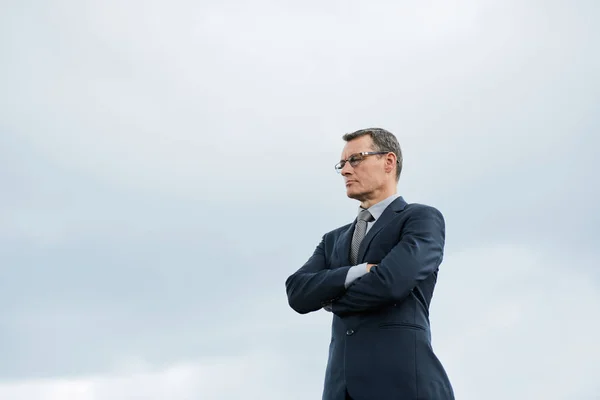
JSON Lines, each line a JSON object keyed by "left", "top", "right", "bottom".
{"left": 354, "top": 173, "right": 366, "bottom": 186}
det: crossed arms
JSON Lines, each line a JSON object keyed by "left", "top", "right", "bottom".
{"left": 285, "top": 205, "right": 445, "bottom": 317}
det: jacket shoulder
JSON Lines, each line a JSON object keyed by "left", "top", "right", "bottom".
{"left": 404, "top": 202, "right": 444, "bottom": 218}
{"left": 323, "top": 223, "right": 352, "bottom": 240}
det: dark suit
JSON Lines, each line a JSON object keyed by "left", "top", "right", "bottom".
{"left": 286, "top": 197, "right": 454, "bottom": 400}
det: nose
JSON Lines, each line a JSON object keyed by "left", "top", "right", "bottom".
{"left": 341, "top": 161, "right": 353, "bottom": 176}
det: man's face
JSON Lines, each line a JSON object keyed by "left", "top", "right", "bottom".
{"left": 339, "top": 135, "right": 388, "bottom": 201}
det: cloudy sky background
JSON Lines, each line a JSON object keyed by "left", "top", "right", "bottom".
{"left": 1, "top": 0, "right": 599, "bottom": 399}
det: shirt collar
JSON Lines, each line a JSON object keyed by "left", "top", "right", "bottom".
{"left": 359, "top": 193, "right": 401, "bottom": 222}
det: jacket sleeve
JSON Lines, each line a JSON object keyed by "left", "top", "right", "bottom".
{"left": 285, "top": 235, "right": 352, "bottom": 314}
{"left": 330, "top": 205, "right": 445, "bottom": 317}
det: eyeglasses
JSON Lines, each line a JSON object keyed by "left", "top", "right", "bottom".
{"left": 334, "top": 151, "right": 389, "bottom": 173}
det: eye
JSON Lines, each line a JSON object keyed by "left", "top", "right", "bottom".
{"left": 349, "top": 155, "right": 364, "bottom": 165}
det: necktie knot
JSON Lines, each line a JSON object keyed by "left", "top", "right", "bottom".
{"left": 357, "top": 209, "right": 374, "bottom": 222}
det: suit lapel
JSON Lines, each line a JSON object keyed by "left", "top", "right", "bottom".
{"left": 336, "top": 222, "right": 355, "bottom": 266}
{"left": 357, "top": 196, "right": 407, "bottom": 263}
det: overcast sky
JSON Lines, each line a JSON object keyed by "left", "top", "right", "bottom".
{"left": 1, "top": 1, "right": 599, "bottom": 399}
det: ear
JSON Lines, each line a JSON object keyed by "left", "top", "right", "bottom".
{"left": 384, "top": 153, "right": 397, "bottom": 174}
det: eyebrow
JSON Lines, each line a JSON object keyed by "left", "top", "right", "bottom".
{"left": 340, "top": 152, "right": 362, "bottom": 161}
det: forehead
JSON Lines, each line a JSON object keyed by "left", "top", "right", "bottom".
{"left": 341, "top": 135, "right": 374, "bottom": 158}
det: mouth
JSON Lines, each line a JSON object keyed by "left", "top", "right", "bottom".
{"left": 345, "top": 181, "right": 356, "bottom": 187}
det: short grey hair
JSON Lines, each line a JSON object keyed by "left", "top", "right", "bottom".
{"left": 342, "top": 127, "right": 403, "bottom": 181}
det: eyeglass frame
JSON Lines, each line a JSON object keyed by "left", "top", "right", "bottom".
{"left": 334, "top": 151, "right": 391, "bottom": 173}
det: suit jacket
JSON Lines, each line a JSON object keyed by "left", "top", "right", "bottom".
{"left": 285, "top": 196, "right": 454, "bottom": 400}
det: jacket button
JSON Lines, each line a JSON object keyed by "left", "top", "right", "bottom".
{"left": 346, "top": 329, "right": 354, "bottom": 336}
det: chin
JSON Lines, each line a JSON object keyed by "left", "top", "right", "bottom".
{"left": 346, "top": 189, "right": 365, "bottom": 201}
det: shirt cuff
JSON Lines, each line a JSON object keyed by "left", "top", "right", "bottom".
{"left": 345, "top": 263, "right": 368, "bottom": 288}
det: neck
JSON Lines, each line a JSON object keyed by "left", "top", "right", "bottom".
{"left": 360, "top": 186, "right": 397, "bottom": 209}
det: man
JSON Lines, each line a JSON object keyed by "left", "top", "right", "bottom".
{"left": 285, "top": 128, "right": 454, "bottom": 400}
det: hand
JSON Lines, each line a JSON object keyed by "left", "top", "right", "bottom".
{"left": 367, "top": 263, "right": 377, "bottom": 272}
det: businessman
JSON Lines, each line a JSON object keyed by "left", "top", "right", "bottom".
{"left": 285, "top": 128, "right": 454, "bottom": 400}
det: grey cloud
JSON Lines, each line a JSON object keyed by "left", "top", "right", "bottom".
{"left": 1, "top": 0, "right": 599, "bottom": 399}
